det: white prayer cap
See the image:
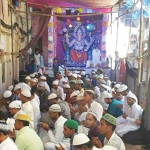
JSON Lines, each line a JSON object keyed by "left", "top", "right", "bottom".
{"left": 68, "top": 72, "right": 72, "bottom": 76}
{"left": 103, "top": 92, "right": 113, "bottom": 99}
{"left": 86, "top": 78, "right": 91, "bottom": 81}
{"left": 117, "top": 84, "right": 128, "bottom": 92}
{"left": 49, "top": 104, "right": 61, "bottom": 112}
{"left": 77, "top": 93, "right": 84, "bottom": 101}
{"left": 76, "top": 80, "right": 83, "bottom": 84}
{"left": 100, "top": 80, "right": 106, "bottom": 84}
{"left": 81, "top": 71, "right": 85, "bottom": 76}
{"left": 79, "top": 112, "right": 88, "bottom": 122}
{"left": 38, "top": 82, "right": 45, "bottom": 87}
{"left": 77, "top": 74, "right": 81, "bottom": 78}
{"left": 70, "top": 91, "right": 80, "bottom": 98}
{"left": 104, "top": 75, "right": 109, "bottom": 78}
{"left": 25, "top": 76, "right": 31, "bottom": 80}
{"left": 0, "top": 122, "right": 9, "bottom": 132}
{"left": 74, "top": 70, "right": 78, "bottom": 74}
{"left": 34, "top": 78, "right": 38, "bottom": 82}
{"left": 3, "top": 90, "right": 12, "bottom": 98}
{"left": 97, "top": 74, "right": 104, "bottom": 79}
{"left": 30, "top": 74, "right": 35, "bottom": 78}
{"left": 127, "top": 92, "right": 137, "bottom": 102}
{"left": 101, "top": 84, "right": 108, "bottom": 90}
{"left": 14, "top": 85, "right": 21, "bottom": 91}
{"left": 30, "top": 78, "right": 37, "bottom": 83}
{"left": 91, "top": 70, "right": 96, "bottom": 74}
{"left": 72, "top": 74, "right": 77, "bottom": 79}
{"left": 87, "top": 111, "right": 98, "bottom": 120}
{"left": 61, "top": 78, "right": 67, "bottom": 83}
{"left": 8, "top": 85, "right": 14, "bottom": 91}
{"left": 17, "top": 83, "right": 31, "bottom": 91}
{"left": 52, "top": 80, "right": 59, "bottom": 85}
{"left": 73, "top": 133, "right": 90, "bottom": 146}
{"left": 40, "top": 76, "right": 46, "bottom": 80}
{"left": 21, "top": 89, "right": 31, "bottom": 98}
{"left": 9, "top": 100, "right": 22, "bottom": 109}
{"left": 85, "top": 90, "right": 95, "bottom": 95}
{"left": 114, "top": 84, "right": 120, "bottom": 90}
{"left": 6, "top": 118, "right": 15, "bottom": 132}
{"left": 63, "top": 84, "right": 70, "bottom": 89}
{"left": 48, "top": 93, "right": 57, "bottom": 100}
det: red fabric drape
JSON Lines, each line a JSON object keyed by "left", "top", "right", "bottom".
{"left": 20, "top": 8, "right": 51, "bottom": 52}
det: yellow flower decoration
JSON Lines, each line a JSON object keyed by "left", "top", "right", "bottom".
{"left": 48, "top": 22, "right": 53, "bottom": 27}
{"left": 103, "top": 22, "right": 108, "bottom": 27}
{"left": 56, "top": 7, "right": 62, "bottom": 14}
{"left": 77, "top": 8, "right": 82, "bottom": 13}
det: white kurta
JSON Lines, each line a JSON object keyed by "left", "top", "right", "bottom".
{"left": 44, "top": 116, "right": 70, "bottom": 150}
{"left": 116, "top": 103, "right": 143, "bottom": 137}
{"left": 51, "top": 86, "right": 65, "bottom": 101}
{"left": 35, "top": 94, "right": 40, "bottom": 105}
{"left": 30, "top": 97, "right": 41, "bottom": 130}
{"left": 94, "top": 86, "right": 101, "bottom": 98}
{"left": 87, "top": 101, "right": 103, "bottom": 121}
{"left": 92, "top": 48, "right": 101, "bottom": 67}
{"left": 0, "top": 137, "right": 18, "bottom": 150}
{"left": 45, "top": 82, "right": 50, "bottom": 93}
{"left": 22, "top": 101, "right": 34, "bottom": 129}
{"left": 34, "top": 54, "right": 40, "bottom": 66}
{"left": 104, "top": 132, "right": 126, "bottom": 150}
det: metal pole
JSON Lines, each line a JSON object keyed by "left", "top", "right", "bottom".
{"left": 11, "top": 9, "right": 14, "bottom": 84}
{"left": 136, "top": 0, "right": 143, "bottom": 94}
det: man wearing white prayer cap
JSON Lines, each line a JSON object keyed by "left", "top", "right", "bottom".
{"left": 40, "top": 104, "right": 68, "bottom": 150}
{"left": 71, "top": 74, "right": 77, "bottom": 80}
{"left": 30, "top": 78, "right": 38, "bottom": 88}
{"left": 8, "top": 85, "right": 14, "bottom": 92}
{"left": 13, "top": 85, "right": 21, "bottom": 100}
{"left": 0, "top": 122, "right": 18, "bottom": 150}
{"left": 48, "top": 93, "right": 71, "bottom": 119}
{"left": 38, "top": 81, "right": 50, "bottom": 112}
{"left": 39, "top": 76, "right": 50, "bottom": 92}
{"left": 116, "top": 91, "right": 143, "bottom": 137}
{"left": 77, "top": 74, "right": 81, "bottom": 80}
{"left": 51, "top": 80, "right": 65, "bottom": 101}
{"left": 76, "top": 80, "right": 84, "bottom": 94}
{"left": 20, "top": 89, "right": 34, "bottom": 129}
{"left": 84, "top": 90, "right": 103, "bottom": 121}
{"left": 3, "top": 90, "right": 12, "bottom": 99}
{"left": 56, "top": 72, "right": 67, "bottom": 88}
{"left": 25, "top": 76, "right": 31, "bottom": 85}
{"left": 81, "top": 71, "right": 85, "bottom": 76}
{"left": 63, "top": 84, "right": 71, "bottom": 104}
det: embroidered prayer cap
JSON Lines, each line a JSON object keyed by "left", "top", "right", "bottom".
{"left": 114, "top": 84, "right": 120, "bottom": 90}
{"left": 73, "top": 133, "right": 90, "bottom": 146}
{"left": 68, "top": 72, "right": 72, "bottom": 76}
{"left": 30, "top": 78, "right": 37, "bottom": 83}
{"left": 64, "top": 119, "right": 78, "bottom": 130}
{"left": 76, "top": 80, "right": 83, "bottom": 84}
{"left": 52, "top": 80, "right": 59, "bottom": 85}
{"left": 70, "top": 91, "right": 80, "bottom": 98}
{"left": 25, "top": 76, "right": 31, "bottom": 80}
{"left": 40, "top": 76, "right": 46, "bottom": 80}
{"left": 48, "top": 93, "right": 57, "bottom": 100}
{"left": 9, "top": 100, "right": 22, "bottom": 109}
{"left": 102, "top": 113, "right": 117, "bottom": 126}
{"left": 21, "top": 89, "right": 31, "bottom": 98}
{"left": 87, "top": 111, "right": 98, "bottom": 120}
{"left": 38, "top": 81, "right": 45, "bottom": 87}
{"left": 91, "top": 70, "right": 96, "bottom": 74}
{"left": 3, "top": 90, "right": 12, "bottom": 98}
{"left": 76, "top": 93, "right": 84, "bottom": 101}
{"left": 16, "top": 114, "right": 30, "bottom": 122}
{"left": 117, "top": 84, "right": 128, "bottom": 92}
{"left": 85, "top": 89, "right": 95, "bottom": 95}
{"left": 30, "top": 73, "right": 35, "bottom": 78}
{"left": 72, "top": 74, "right": 77, "bottom": 79}
{"left": 63, "top": 84, "right": 70, "bottom": 89}
{"left": 79, "top": 112, "right": 88, "bottom": 122}
{"left": 49, "top": 104, "right": 61, "bottom": 112}
{"left": 103, "top": 92, "right": 113, "bottom": 99}
{"left": 77, "top": 74, "right": 81, "bottom": 78}
{"left": 126, "top": 92, "right": 137, "bottom": 102}
{"left": 8, "top": 85, "right": 14, "bottom": 91}
{"left": 14, "top": 85, "right": 21, "bottom": 91}
{"left": 0, "top": 121, "right": 9, "bottom": 132}
{"left": 69, "top": 80, "right": 76, "bottom": 84}
{"left": 81, "top": 71, "right": 85, "bottom": 76}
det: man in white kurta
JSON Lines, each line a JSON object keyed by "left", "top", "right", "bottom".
{"left": 0, "top": 123, "right": 18, "bottom": 150}
{"left": 116, "top": 92, "right": 143, "bottom": 137}
{"left": 40, "top": 104, "right": 69, "bottom": 150}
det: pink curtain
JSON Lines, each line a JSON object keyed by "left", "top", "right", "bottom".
{"left": 20, "top": 8, "right": 51, "bottom": 52}
{"left": 27, "top": 0, "right": 119, "bottom": 8}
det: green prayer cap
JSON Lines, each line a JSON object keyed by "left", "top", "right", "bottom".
{"left": 69, "top": 80, "right": 76, "bottom": 84}
{"left": 102, "top": 114, "right": 117, "bottom": 126}
{"left": 64, "top": 119, "right": 78, "bottom": 130}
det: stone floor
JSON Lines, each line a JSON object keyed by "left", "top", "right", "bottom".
{"left": 125, "top": 144, "right": 150, "bottom": 150}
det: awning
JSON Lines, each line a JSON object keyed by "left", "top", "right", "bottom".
{"left": 27, "top": 0, "right": 119, "bottom": 8}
